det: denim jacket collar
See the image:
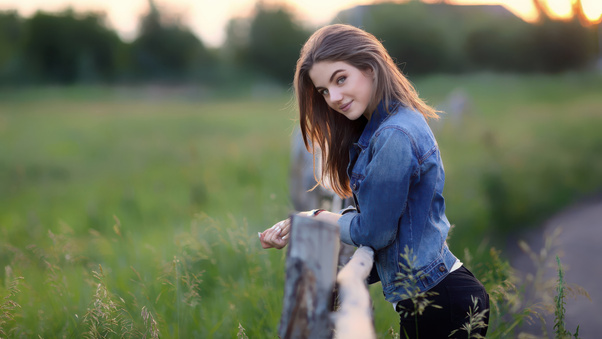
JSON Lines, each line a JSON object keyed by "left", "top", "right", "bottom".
{"left": 357, "top": 101, "right": 400, "bottom": 149}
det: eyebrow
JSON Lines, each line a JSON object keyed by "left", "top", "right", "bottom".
{"left": 316, "top": 69, "right": 345, "bottom": 90}
{"left": 329, "top": 69, "right": 345, "bottom": 83}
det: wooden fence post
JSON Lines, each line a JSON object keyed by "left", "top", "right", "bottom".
{"left": 334, "top": 246, "right": 375, "bottom": 339}
{"left": 278, "top": 215, "right": 340, "bottom": 339}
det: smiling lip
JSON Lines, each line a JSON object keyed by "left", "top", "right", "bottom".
{"left": 340, "top": 101, "right": 353, "bottom": 112}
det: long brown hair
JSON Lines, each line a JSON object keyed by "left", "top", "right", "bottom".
{"left": 294, "top": 24, "right": 438, "bottom": 198}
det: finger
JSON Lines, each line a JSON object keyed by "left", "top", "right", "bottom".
{"left": 259, "top": 235, "right": 272, "bottom": 249}
{"left": 259, "top": 230, "right": 277, "bottom": 249}
{"left": 275, "top": 220, "right": 286, "bottom": 234}
{"left": 275, "top": 235, "right": 290, "bottom": 249}
{"left": 266, "top": 228, "right": 280, "bottom": 238}
{"left": 265, "top": 231, "right": 289, "bottom": 249}
{"left": 265, "top": 229, "right": 279, "bottom": 244}
{"left": 280, "top": 224, "right": 290, "bottom": 237}
{"left": 260, "top": 229, "right": 271, "bottom": 239}
{"left": 265, "top": 230, "right": 282, "bottom": 248}
{"left": 284, "top": 218, "right": 292, "bottom": 229}
{"left": 260, "top": 220, "right": 291, "bottom": 249}
{"left": 267, "top": 222, "right": 280, "bottom": 236}
{"left": 269, "top": 236, "right": 284, "bottom": 249}
{"left": 263, "top": 227, "right": 277, "bottom": 237}
{"left": 270, "top": 220, "right": 284, "bottom": 229}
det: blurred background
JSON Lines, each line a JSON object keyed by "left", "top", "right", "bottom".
{"left": 0, "top": 0, "right": 601, "bottom": 338}
{"left": 0, "top": 0, "right": 600, "bottom": 85}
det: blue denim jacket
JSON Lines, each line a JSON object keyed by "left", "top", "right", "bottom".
{"left": 338, "top": 102, "right": 457, "bottom": 303}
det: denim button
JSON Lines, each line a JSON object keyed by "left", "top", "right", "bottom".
{"left": 352, "top": 183, "right": 357, "bottom": 190}
{"left": 439, "top": 265, "right": 446, "bottom": 272}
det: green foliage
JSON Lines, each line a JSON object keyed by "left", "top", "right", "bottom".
{"left": 528, "top": 19, "right": 594, "bottom": 73}
{"left": 449, "top": 296, "right": 489, "bottom": 339}
{"left": 464, "top": 21, "right": 533, "bottom": 72}
{"left": 0, "top": 11, "right": 24, "bottom": 83}
{"left": 246, "top": 3, "right": 310, "bottom": 84}
{"left": 220, "top": 4, "right": 312, "bottom": 87}
{"left": 236, "top": 322, "right": 249, "bottom": 339}
{"left": 336, "top": 1, "right": 597, "bottom": 76}
{"left": 83, "top": 266, "right": 137, "bottom": 338}
{"left": 466, "top": 246, "right": 533, "bottom": 338}
{"left": 394, "top": 246, "right": 442, "bottom": 339}
{"left": 22, "top": 9, "right": 123, "bottom": 84}
{"left": 553, "top": 256, "right": 581, "bottom": 339}
{"left": 131, "top": 0, "right": 211, "bottom": 82}
{"left": 0, "top": 273, "right": 23, "bottom": 337}
{"left": 353, "top": 2, "right": 462, "bottom": 74}
{"left": 1, "top": 1, "right": 599, "bottom": 85}
{"left": 394, "top": 246, "right": 441, "bottom": 319}
{"left": 422, "top": 73, "right": 602, "bottom": 247}
{"left": 0, "top": 91, "right": 292, "bottom": 337}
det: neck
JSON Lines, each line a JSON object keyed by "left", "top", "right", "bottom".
{"left": 363, "top": 110, "right": 373, "bottom": 120}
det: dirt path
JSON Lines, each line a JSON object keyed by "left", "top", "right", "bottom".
{"left": 508, "top": 198, "right": 602, "bottom": 338}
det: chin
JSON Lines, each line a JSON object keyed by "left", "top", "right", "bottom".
{"left": 345, "top": 111, "right": 365, "bottom": 121}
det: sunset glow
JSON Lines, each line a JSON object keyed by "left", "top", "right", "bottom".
{"left": 545, "top": 0, "right": 573, "bottom": 19}
{"left": 437, "top": 0, "right": 602, "bottom": 23}
{"left": 582, "top": 0, "right": 602, "bottom": 23}
{"left": 539, "top": 0, "right": 602, "bottom": 22}
{"left": 0, "top": 0, "right": 600, "bottom": 46}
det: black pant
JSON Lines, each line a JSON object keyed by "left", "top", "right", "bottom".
{"left": 396, "top": 266, "right": 489, "bottom": 339}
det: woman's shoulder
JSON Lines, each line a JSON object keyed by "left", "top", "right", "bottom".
{"left": 379, "top": 106, "right": 431, "bottom": 134}
{"left": 374, "top": 106, "right": 437, "bottom": 152}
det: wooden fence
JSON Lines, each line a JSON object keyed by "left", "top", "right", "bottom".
{"left": 277, "top": 215, "right": 376, "bottom": 339}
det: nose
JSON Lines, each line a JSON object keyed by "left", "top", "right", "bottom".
{"left": 329, "top": 88, "right": 343, "bottom": 102}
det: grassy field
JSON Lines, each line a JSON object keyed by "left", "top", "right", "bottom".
{"left": 1, "top": 73, "right": 601, "bottom": 337}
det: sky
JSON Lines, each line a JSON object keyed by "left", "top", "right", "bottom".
{"left": 0, "top": 0, "right": 600, "bottom": 47}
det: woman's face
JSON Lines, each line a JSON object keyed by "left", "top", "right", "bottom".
{"left": 309, "top": 61, "right": 375, "bottom": 121}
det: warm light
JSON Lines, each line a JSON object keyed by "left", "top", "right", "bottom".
{"left": 435, "top": 0, "right": 602, "bottom": 24}
{"left": 439, "top": 0, "right": 539, "bottom": 23}
{"left": 582, "top": 0, "right": 602, "bottom": 23}
{"left": 544, "top": 0, "right": 573, "bottom": 19}
{"left": 541, "top": 0, "right": 602, "bottom": 23}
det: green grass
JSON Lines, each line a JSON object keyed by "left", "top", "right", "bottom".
{"left": 0, "top": 90, "right": 295, "bottom": 337}
{"left": 1, "top": 73, "right": 601, "bottom": 337}
{"left": 421, "top": 72, "right": 602, "bottom": 249}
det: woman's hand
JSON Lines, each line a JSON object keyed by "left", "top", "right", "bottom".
{"left": 259, "top": 218, "right": 291, "bottom": 249}
{"left": 258, "top": 210, "right": 340, "bottom": 249}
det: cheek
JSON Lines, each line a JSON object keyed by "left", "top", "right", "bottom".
{"left": 364, "top": 79, "right": 376, "bottom": 102}
{"left": 323, "top": 97, "right": 337, "bottom": 110}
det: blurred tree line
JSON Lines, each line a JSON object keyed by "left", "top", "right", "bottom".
{"left": 337, "top": 0, "right": 598, "bottom": 75}
{"left": 0, "top": 0, "right": 598, "bottom": 86}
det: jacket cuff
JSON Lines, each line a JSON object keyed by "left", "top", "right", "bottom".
{"left": 338, "top": 210, "right": 357, "bottom": 246}
{"left": 339, "top": 205, "right": 356, "bottom": 215}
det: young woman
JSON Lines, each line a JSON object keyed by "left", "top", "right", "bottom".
{"left": 259, "top": 24, "right": 489, "bottom": 338}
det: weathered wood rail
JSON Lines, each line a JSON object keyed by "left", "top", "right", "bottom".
{"left": 277, "top": 215, "right": 375, "bottom": 339}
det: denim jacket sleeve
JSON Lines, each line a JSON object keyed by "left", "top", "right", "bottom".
{"left": 338, "top": 127, "right": 416, "bottom": 250}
